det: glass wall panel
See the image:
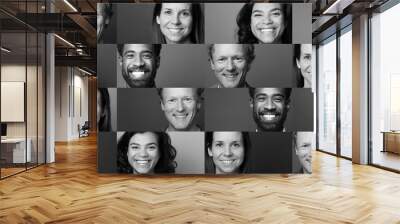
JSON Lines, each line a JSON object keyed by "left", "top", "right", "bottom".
{"left": 1, "top": 30, "right": 28, "bottom": 177}
{"left": 38, "top": 32, "right": 45, "bottom": 165}
{"left": 27, "top": 31, "right": 38, "bottom": 169}
{"left": 339, "top": 28, "right": 352, "bottom": 158}
{"left": 317, "top": 36, "right": 337, "bottom": 154}
{"left": 0, "top": 1, "right": 46, "bottom": 179}
{"left": 371, "top": 3, "right": 400, "bottom": 171}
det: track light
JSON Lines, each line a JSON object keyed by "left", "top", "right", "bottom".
{"left": 78, "top": 67, "right": 93, "bottom": 76}
{"left": 54, "top": 34, "right": 75, "bottom": 48}
{"left": 323, "top": 0, "right": 354, "bottom": 15}
{"left": 1, "top": 47, "right": 11, "bottom": 53}
{"left": 63, "top": 0, "right": 78, "bottom": 12}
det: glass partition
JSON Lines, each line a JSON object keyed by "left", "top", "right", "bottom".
{"left": 370, "top": 2, "right": 400, "bottom": 171}
{"left": 1, "top": 31, "right": 28, "bottom": 177}
{"left": 0, "top": 1, "right": 46, "bottom": 179}
{"left": 339, "top": 27, "right": 352, "bottom": 158}
{"left": 317, "top": 35, "right": 337, "bottom": 155}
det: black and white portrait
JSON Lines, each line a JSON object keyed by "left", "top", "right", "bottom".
{"left": 117, "top": 131, "right": 177, "bottom": 174}
{"left": 294, "top": 44, "right": 312, "bottom": 88}
{"left": 97, "top": 88, "right": 116, "bottom": 132}
{"left": 117, "top": 88, "right": 204, "bottom": 131}
{"left": 97, "top": 3, "right": 115, "bottom": 43}
{"left": 236, "top": 3, "right": 292, "bottom": 44}
{"left": 249, "top": 87, "right": 313, "bottom": 132}
{"left": 158, "top": 88, "right": 204, "bottom": 131}
{"left": 97, "top": 2, "right": 314, "bottom": 175}
{"left": 249, "top": 87, "right": 291, "bottom": 132}
{"left": 205, "top": 44, "right": 296, "bottom": 87}
{"left": 207, "top": 44, "right": 254, "bottom": 88}
{"left": 205, "top": 3, "right": 310, "bottom": 44}
{"left": 117, "top": 44, "right": 161, "bottom": 88}
{"left": 205, "top": 131, "right": 251, "bottom": 174}
{"left": 153, "top": 3, "right": 204, "bottom": 44}
{"left": 293, "top": 132, "right": 313, "bottom": 174}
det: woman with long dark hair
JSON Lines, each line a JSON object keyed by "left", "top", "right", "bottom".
{"left": 205, "top": 132, "right": 251, "bottom": 174}
{"left": 117, "top": 132, "right": 177, "bottom": 174}
{"left": 152, "top": 3, "right": 204, "bottom": 44}
{"left": 236, "top": 3, "right": 292, "bottom": 44}
{"left": 97, "top": 88, "right": 111, "bottom": 131}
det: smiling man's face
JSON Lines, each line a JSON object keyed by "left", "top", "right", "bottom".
{"left": 120, "top": 44, "right": 160, "bottom": 88}
{"left": 210, "top": 44, "right": 250, "bottom": 88}
{"left": 160, "top": 88, "right": 201, "bottom": 131}
{"left": 250, "top": 88, "right": 290, "bottom": 131}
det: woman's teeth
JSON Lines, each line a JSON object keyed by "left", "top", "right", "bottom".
{"left": 221, "top": 160, "right": 235, "bottom": 165}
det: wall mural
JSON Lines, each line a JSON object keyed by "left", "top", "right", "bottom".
{"left": 97, "top": 2, "right": 313, "bottom": 175}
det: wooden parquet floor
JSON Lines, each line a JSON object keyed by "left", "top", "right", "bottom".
{"left": 1, "top": 134, "right": 400, "bottom": 224}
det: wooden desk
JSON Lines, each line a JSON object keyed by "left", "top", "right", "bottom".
{"left": 381, "top": 131, "right": 400, "bottom": 154}
{"left": 1, "top": 138, "right": 31, "bottom": 163}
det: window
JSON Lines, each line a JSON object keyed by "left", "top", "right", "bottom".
{"left": 339, "top": 27, "right": 352, "bottom": 158}
{"left": 370, "top": 2, "right": 400, "bottom": 171}
{"left": 317, "top": 36, "right": 337, "bottom": 155}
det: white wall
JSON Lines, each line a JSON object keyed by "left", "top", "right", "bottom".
{"left": 55, "top": 66, "right": 89, "bottom": 141}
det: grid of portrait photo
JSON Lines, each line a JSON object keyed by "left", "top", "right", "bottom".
{"left": 97, "top": 2, "right": 314, "bottom": 175}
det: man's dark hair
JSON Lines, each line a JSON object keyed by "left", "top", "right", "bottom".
{"left": 207, "top": 44, "right": 255, "bottom": 64}
{"left": 117, "top": 44, "right": 162, "bottom": 58}
{"left": 157, "top": 88, "right": 204, "bottom": 101}
{"left": 248, "top": 87, "right": 292, "bottom": 100}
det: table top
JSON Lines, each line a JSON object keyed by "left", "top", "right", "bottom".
{"left": 1, "top": 138, "right": 28, "bottom": 143}
{"left": 381, "top": 131, "right": 400, "bottom": 134}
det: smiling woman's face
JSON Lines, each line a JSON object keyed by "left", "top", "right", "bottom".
{"left": 127, "top": 132, "right": 160, "bottom": 174}
{"left": 156, "top": 3, "right": 193, "bottom": 44}
{"left": 208, "top": 132, "right": 245, "bottom": 174}
{"left": 250, "top": 3, "right": 286, "bottom": 43}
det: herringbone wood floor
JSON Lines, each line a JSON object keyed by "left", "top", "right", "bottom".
{"left": 1, "top": 134, "right": 400, "bottom": 224}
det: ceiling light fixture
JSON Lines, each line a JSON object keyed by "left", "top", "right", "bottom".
{"left": 54, "top": 34, "right": 75, "bottom": 48}
{"left": 1, "top": 47, "right": 11, "bottom": 53}
{"left": 78, "top": 67, "right": 92, "bottom": 76}
{"left": 63, "top": 0, "right": 78, "bottom": 12}
{"left": 322, "top": 0, "right": 354, "bottom": 15}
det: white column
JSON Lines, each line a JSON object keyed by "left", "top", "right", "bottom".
{"left": 352, "top": 14, "right": 369, "bottom": 164}
{"left": 46, "top": 32, "right": 55, "bottom": 163}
